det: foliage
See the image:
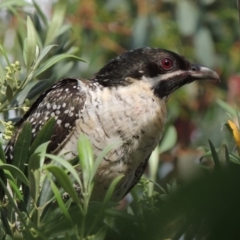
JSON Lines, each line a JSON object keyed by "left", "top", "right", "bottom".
{"left": 0, "top": 0, "right": 240, "bottom": 240}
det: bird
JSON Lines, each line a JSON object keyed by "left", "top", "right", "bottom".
{"left": 4, "top": 47, "right": 219, "bottom": 201}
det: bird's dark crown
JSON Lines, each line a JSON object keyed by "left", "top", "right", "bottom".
{"left": 93, "top": 47, "right": 191, "bottom": 85}
{"left": 92, "top": 47, "right": 219, "bottom": 98}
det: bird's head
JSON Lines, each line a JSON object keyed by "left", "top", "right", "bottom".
{"left": 93, "top": 47, "right": 219, "bottom": 98}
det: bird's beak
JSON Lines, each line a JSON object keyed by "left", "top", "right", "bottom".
{"left": 188, "top": 64, "right": 220, "bottom": 82}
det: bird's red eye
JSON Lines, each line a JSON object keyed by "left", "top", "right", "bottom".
{"left": 160, "top": 58, "right": 174, "bottom": 70}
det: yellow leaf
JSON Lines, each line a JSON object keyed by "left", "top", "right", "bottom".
{"left": 228, "top": 120, "right": 240, "bottom": 152}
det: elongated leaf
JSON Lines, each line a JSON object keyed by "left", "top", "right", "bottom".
{"left": 0, "top": 0, "right": 30, "bottom": 8}
{"left": 0, "top": 208, "right": 12, "bottom": 238}
{"left": 6, "top": 85, "right": 13, "bottom": 102}
{"left": 218, "top": 144, "right": 230, "bottom": 165}
{"left": 0, "top": 164, "right": 29, "bottom": 186}
{"left": 45, "top": 154, "right": 81, "bottom": 187}
{"left": 34, "top": 142, "right": 50, "bottom": 168}
{"left": 28, "top": 152, "right": 41, "bottom": 202}
{"left": 43, "top": 165, "right": 80, "bottom": 204}
{"left": 12, "top": 121, "right": 32, "bottom": 172}
{"left": 78, "top": 134, "right": 94, "bottom": 190}
{"left": 92, "top": 227, "right": 107, "bottom": 240}
{"left": 148, "top": 147, "right": 159, "bottom": 196}
{"left": 8, "top": 179, "right": 23, "bottom": 200}
{"left": 0, "top": 142, "right": 6, "bottom": 163}
{"left": 16, "top": 81, "right": 38, "bottom": 105}
{"left": 208, "top": 140, "right": 221, "bottom": 170}
{"left": 34, "top": 54, "right": 85, "bottom": 78}
{"left": 28, "top": 141, "right": 49, "bottom": 202}
{"left": 26, "top": 16, "right": 37, "bottom": 72}
{"left": 34, "top": 44, "right": 57, "bottom": 68}
{"left": 38, "top": 176, "right": 53, "bottom": 208}
{"left": 0, "top": 64, "right": 5, "bottom": 82}
{"left": 32, "top": 0, "right": 48, "bottom": 26}
{"left": 50, "top": 179, "right": 72, "bottom": 223}
{"left": 103, "top": 175, "right": 123, "bottom": 203}
{"left": 0, "top": 44, "right": 11, "bottom": 66}
{"left": 44, "top": 0, "right": 66, "bottom": 46}
{"left": 29, "top": 117, "right": 55, "bottom": 156}
{"left": 0, "top": 179, "right": 30, "bottom": 235}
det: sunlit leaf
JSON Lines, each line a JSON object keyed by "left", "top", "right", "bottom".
{"left": 78, "top": 134, "right": 94, "bottom": 191}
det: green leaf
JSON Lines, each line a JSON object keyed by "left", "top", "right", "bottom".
{"left": 35, "top": 142, "right": 50, "bottom": 168}
{"left": 6, "top": 85, "right": 13, "bottom": 102}
{"left": 0, "top": 64, "right": 5, "bottom": 82}
{"left": 148, "top": 147, "right": 159, "bottom": 196}
{"left": 92, "top": 227, "right": 107, "bottom": 240}
{"left": 28, "top": 141, "right": 50, "bottom": 202}
{"left": 43, "top": 165, "right": 80, "bottom": 204}
{"left": 208, "top": 139, "right": 221, "bottom": 170}
{"left": 33, "top": 54, "right": 85, "bottom": 78}
{"left": 29, "top": 117, "right": 55, "bottom": 157}
{"left": 26, "top": 16, "right": 37, "bottom": 72}
{"left": 0, "top": 163, "right": 29, "bottom": 186}
{"left": 16, "top": 81, "right": 38, "bottom": 105}
{"left": 34, "top": 44, "right": 57, "bottom": 68}
{"left": 50, "top": 179, "right": 72, "bottom": 223}
{"left": 44, "top": 0, "right": 67, "bottom": 46}
{"left": 8, "top": 179, "right": 23, "bottom": 200}
{"left": 0, "top": 0, "right": 30, "bottom": 8}
{"left": 0, "top": 142, "right": 6, "bottom": 163}
{"left": 0, "top": 43, "right": 11, "bottom": 66}
{"left": 78, "top": 134, "right": 94, "bottom": 189}
{"left": 32, "top": 0, "right": 48, "bottom": 26}
{"left": 28, "top": 152, "right": 41, "bottom": 202}
{"left": 45, "top": 154, "right": 81, "bottom": 187}
{"left": 103, "top": 175, "right": 124, "bottom": 203}
{"left": 0, "top": 208, "right": 12, "bottom": 238}
{"left": 218, "top": 144, "right": 230, "bottom": 165}
{"left": 12, "top": 121, "right": 32, "bottom": 172}
{"left": 0, "top": 179, "right": 30, "bottom": 236}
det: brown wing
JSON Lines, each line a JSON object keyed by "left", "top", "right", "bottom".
{"left": 5, "top": 78, "right": 87, "bottom": 162}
